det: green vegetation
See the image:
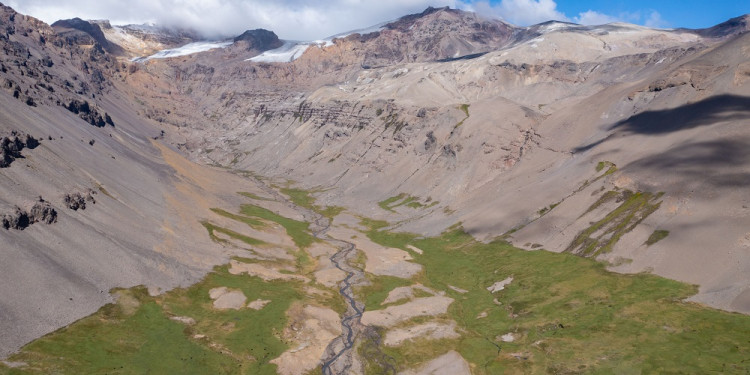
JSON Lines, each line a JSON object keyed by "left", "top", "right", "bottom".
{"left": 567, "top": 190, "right": 663, "bottom": 257}
{"left": 201, "top": 221, "right": 267, "bottom": 246}
{"left": 536, "top": 202, "right": 559, "bottom": 217}
{"left": 459, "top": 104, "right": 470, "bottom": 118}
{"left": 1, "top": 266, "right": 306, "bottom": 375}
{"left": 455, "top": 104, "right": 470, "bottom": 128}
{"left": 646, "top": 229, "right": 670, "bottom": 246}
{"left": 211, "top": 208, "right": 266, "bottom": 229}
{"left": 356, "top": 275, "right": 414, "bottom": 309}
{"left": 238, "top": 191, "right": 273, "bottom": 201}
{"left": 595, "top": 160, "right": 618, "bottom": 176}
{"left": 358, "top": 220, "right": 750, "bottom": 374}
{"left": 239, "top": 204, "right": 316, "bottom": 249}
{"left": 378, "top": 194, "right": 407, "bottom": 212}
{"left": 279, "top": 187, "right": 344, "bottom": 220}
{"left": 378, "top": 194, "right": 437, "bottom": 213}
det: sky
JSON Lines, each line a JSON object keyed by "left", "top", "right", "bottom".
{"left": 7, "top": 0, "right": 749, "bottom": 41}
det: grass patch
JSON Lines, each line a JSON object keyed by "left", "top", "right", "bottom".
{"left": 280, "top": 187, "right": 344, "bottom": 220}
{"left": 239, "top": 204, "right": 316, "bottom": 249}
{"left": 202, "top": 221, "right": 266, "bottom": 246}
{"left": 537, "top": 202, "right": 559, "bottom": 217}
{"left": 211, "top": 208, "right": 266, "bottom": 229}
{"left": 454, "top": 104, "right": 470, "bottom": 128}
{"left": 356, "top": 275, "right": 414, "bottom": 309}
{"left": 280, "top": 187, "right": 317, "bottom": 210}
{"left": 595, "top": 160, "right": 618, "bottom": 177}
{"left": 646, "top": 229, "right": 670, "bottom": 246}
{"left": 378, "top": 194, "right": 407, "bottom": 212}
{"left": 238, "top": 191, "right": 273, "bottom": 201}
{"left": 566, "top": 190, "right": 663, "bottom": 257}
{"left": 459, "top": 104, "right": 470, "bottom": 118}
{"left": 358, "top": 221, "right": 750, "bottom": 374}
{"left": 359, "top": 218, "right": 419, "bottom": 251}
{"left": 1, "top": 266, "right": 306, "bottom": 375}
{"left": 378, "top": 194, "right": 435, "bottom": 213}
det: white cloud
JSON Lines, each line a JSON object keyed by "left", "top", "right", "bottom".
{"left": 6, "top": 0, "right": 461, "bottom": 40}
{"left": 574, "top": 10, "right": 618, "bottom": 25}
{"left": 5, "top": 0, "right": 672, "bottom": 40}
{"left": 644, "top": 10, "right": 669, "bottom": 28}
{"left": 469, "top": 0, "right": 569, "bottom": 25}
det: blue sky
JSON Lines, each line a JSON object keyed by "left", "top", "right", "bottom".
{"left": 9, "top": 0, "right": 750, "bottom": 40}
{"left": 549, "top": 0, "right": 749, "bottom": 29}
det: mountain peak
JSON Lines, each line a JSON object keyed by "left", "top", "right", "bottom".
{"left": 51, "top": 17, "right": 113, "bottom": 51}
{"left": 233, "top": 29, "right": 283, "bottom": 52}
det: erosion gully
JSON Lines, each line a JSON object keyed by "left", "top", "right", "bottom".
{"left": 252, "top": 179, "right": 395, "bottom": 374}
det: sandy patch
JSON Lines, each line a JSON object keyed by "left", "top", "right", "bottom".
{"left": 228, "top": 260, "right": 310, "bottom": 282}
{"left": 407, "top": 245, "right": 424, "bottom": 255}
{"left": 487, "top": 277, "right": 513, "bottom": 293}
{"left": 327, "top": 225, "right": 422, "bottom": 278}
{"left": 314, "top": 268, "right": 346, "bottom": 288}
{"left": 448, "top": 285, "right": 468, "bottom": 294}
{"left": 208, "top": 287, "right": 247, "bottom": 310}
{"left": 312, "top": 251, "right": 347, "bottom": 288}
{"left": 271, "top": 304, "right": 342, "bottom": 375}
{"left": 248, "top": 299, "right": 271, "bottom": 310}
{"left": 361, "top": 296, "right": 454, "bottom": 328}
{"left": 1, "top": 361, "right": 27, "bottom": 368}
{"left": 399, "top": 350, "right": 471, "bottom": 375}
{"left": 384, "top": 321, "right": 460, "bottom": 347}
{"left": 383, "top": 284, "right": 436, "bottom": 305}
{"left": 169, "top": 316, "right": 196, "bottom": 325}
{"left": 499, "top": 333, "right": 516, "bottom": 342}
{"left": 307, "top": 242, "right": 339, "bottom": 258}
{"left": 383, "top": 286, "right": 417, "bottom": 305}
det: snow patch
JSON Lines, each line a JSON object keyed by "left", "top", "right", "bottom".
{"left": 248, "top": 41, "right": 311, "bottom": 63}
{"left": 135, "top": 41, "right": 232, "bottom": 61}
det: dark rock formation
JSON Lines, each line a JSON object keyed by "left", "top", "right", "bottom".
{"left": 2, "top": 207, "right": 29, "bottom": 230}
{"left": 64, "top": 191, "right": 95, "bottom": 211}
{"left": 424, "top": 131, "right": 437, "bottom": 151}
{"left": 29, "top": 198, "right": 57, "bottom": 224}
{"left": 64, "top": 99, "right": 114, "bottom": 127}
{"left": 0, "top": 132, "right": 40, "bottom": 168}
{"left": 51, "top": 18, "right": 111, "bottom": 51}
{"left": 2, "top": 197, "right": 57, "bottom": 230}
{"left": 233, "top": 29, "right": 283, "bottom": 52}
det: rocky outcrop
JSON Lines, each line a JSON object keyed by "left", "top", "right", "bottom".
{"left": 64, "top": 99, "right": 114, "bottom": 127}
{"left": 50, "top": 18, "right": 113, "bottom": 52}
{"left": 0, "top": 132, "right": 40, "bottom": 168}
{"left": 63, "top": 191, "right": 96, "bottom": 211}
{"left": 233, "top": 29, "right": 282, "bottom": 52}
{"left": 2, "top": 197, "right": 57, "bottom": 230}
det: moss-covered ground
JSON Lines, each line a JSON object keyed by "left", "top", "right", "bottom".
{"left": 359, "top": 221, "right": 750, "bottom": 374}
{"left": 1, "top": 267, "right": 305, "bottom": 375}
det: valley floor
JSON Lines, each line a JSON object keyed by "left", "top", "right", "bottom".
{"left": 1, "top": 171, "right": 748, "bottom": 375}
